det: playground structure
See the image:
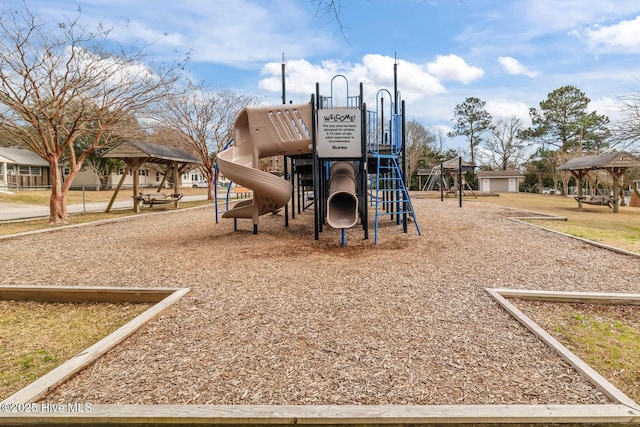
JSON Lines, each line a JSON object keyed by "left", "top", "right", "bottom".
{"left": 216, "top": 72, "right": 420, "bottom": 244}
{"left": 420, "top": 157, "right": 476, "bottom": 197}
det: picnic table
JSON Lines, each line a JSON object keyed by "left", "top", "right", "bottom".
{"left": 133, "top": 192, "right": 183, "bottom": 208}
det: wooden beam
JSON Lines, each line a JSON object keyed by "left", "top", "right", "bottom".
{"left": 105, "top": 165, "right": 130, "bottom": 213}
{"left": 0, "top": 285, "right": 181, "bottom": 304}
{"left": 172, "top": 162, "right": 180, "bottom": 207}
{"left": 508, "top": 217, "right": 640, "bottom": 259}
{"left": 490, "top": 288, "right": 640, "bottom": 306}
{"left": 126, "top": 158, "right": 146, "bottom": 213}
{"left": 1, "top": 403, "right": 638, "bottom": 425}
{"left": 486, "top": 288, "right": 640, "bottom": 409}
{"left": 2, "top": 287, "right": 189, "bottom": 404}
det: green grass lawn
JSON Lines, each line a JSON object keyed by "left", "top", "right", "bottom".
{"left": 0, "top": 301, "right": 151, "bottom": 400}
{"left": 470, "top": 192, "right": 640, "bottom": 254}
{"left": 520, "top": 301, "right": 640, "bottom": 404}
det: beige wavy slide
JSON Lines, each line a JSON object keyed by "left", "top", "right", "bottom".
{"left": 217, "top": 103, "right": 313, "bottom": 227}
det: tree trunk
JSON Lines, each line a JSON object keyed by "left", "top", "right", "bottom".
{"left": 561, "top": 172, "right": 570, "bottom": 197}
{"left": 204, "top": 166, "right": 215, "bottom": 201}
{"left": 48, "top": 158, "right": 68, "bottom": 225}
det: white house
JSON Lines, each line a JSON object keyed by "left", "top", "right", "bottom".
{"left": 477, "top": 170, "right": 523, "bottom": 193}
{"left": 0, "top": 147, "right": 51, "bottom": 191}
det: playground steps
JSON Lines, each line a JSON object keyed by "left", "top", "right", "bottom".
{"left": 372, "top": 154, "right": 421, "bottom": 244}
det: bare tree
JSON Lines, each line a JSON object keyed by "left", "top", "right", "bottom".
{"left": 610, "top": 92, "right": 640, "bottom": 154}
{"left": 157, "top": 85, "right": 259, "bottom": 200}
{"left": 405, "top": 120, "right": 435, "bottom": 189}
{"left": 484, "top": 116, "right": 528, "bottom": 170}
{"left": 311, "top": 0, "right": 348, "bottom": 39}
{"left": 0, "top": 4, "right": 183, "bottom": 223}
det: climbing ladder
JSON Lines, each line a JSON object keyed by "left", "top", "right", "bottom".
{"left": 372, "top": 154, "right": 421, "bottom": 244}
{"left": 366, "top": 89, "right": 421, "bottom": 244}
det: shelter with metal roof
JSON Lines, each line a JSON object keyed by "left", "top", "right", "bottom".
{"left": 102, "top": 140, "right": 201, "bottom": 213}
{"left": 558, "top": 151, "right": 640, "bottom": 213}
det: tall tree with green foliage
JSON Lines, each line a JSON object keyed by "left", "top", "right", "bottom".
{"left": 448, "top": 97, "right": 492, "bottom": 166}
{"left": 523, "top": 85, "right": 609, "bottom": 153}
{"left": 522, "top": 85, "right": 610, "bottom": 194}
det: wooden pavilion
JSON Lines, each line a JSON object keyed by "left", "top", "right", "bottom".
{"left": 102, "top": 140, "right": 201, "bottom": 213}
{"left": 558, "top": 151, "right": 640, "bottom": 213}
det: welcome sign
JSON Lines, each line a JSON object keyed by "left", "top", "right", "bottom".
{"left": 317, "top": 108, "right": 362, "bottom": 158}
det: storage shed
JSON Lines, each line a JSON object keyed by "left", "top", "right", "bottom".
{"left": 477, "top": 170, "right": 523, "bottom": 193}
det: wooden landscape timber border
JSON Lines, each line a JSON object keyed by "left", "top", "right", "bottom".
{"left": 486, "top": 287, "right": 640, "bottom": 413}
{"left": 0, "top": 285, "right": 189, "bottom": 405}
{"left": 1, "top": 287, "right": 639, "bottom": 424}
{"left": 507, "top": 214, "right": 640, "bottom": 259}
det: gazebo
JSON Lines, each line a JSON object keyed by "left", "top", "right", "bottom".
{"left": 102, "top": 140, "right": 201, "bottom": 213}
{"left": 558, "top": 151, "right": 640, "bottom": 213}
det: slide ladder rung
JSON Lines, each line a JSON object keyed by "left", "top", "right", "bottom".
{"left": 373, "top": 154, "right": 421, "bottom": 244}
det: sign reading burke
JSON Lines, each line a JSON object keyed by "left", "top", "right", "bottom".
{"left": 317, "top": 108, "right": 362, "bottom": 158}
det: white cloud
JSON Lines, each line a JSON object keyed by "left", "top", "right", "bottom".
{"left": 259, "top": 54, "right": 447, "bottom": 105}
{"left": 573, "top": 16, "right": 640, "bottom": 52}
{"left": 362, "top": 54, "right": 445, "bottom": 101}
{"left": 589, "top": 96, "right": 624, "bottom": 121}
{"left": 33, "top": 0, "right": 336, "bottom": 66}
{"left": 522, "top": 0, "right": 640, "bottom": 34}
{"left": 497, "top": 57, "right": 538, "bottom": 78}
{"left": 426, "top": 54, "right": 484, "bottom": 84}
{"left": 485, "top": 100, "right": 532, "bottom": 125}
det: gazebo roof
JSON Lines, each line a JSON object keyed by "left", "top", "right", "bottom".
{"left": 441, "top": 157, "right": 475, "bottom": 171}
{"left": 102, "top": 140, "right": 200, "bottom": 165}
{"left": 557, "top": 151, "right": 640, "bottom": 171}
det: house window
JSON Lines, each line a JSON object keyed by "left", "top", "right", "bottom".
{"left": 64, "top": 168, "right": 70, "bottom": 175}
{"left": 118, "top": 168, "right": 125, "bottom": 175}
{"left": 7, "top": 166, "right": 15, "bottom": 175}
{"left": 155, "top": 172, "right": 160, "bottom": 182}
{"left": 18, "top": 166, "right": 43, "bottom": 176}
{"left": 139, "top": 169, "right": 146, "bottom": 176}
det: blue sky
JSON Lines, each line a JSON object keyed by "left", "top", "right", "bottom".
{"left": 11, "top": 0, "right": 640, "bottom": 152}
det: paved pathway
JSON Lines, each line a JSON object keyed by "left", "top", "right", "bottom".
{"left": 0, "top": 195, "right": 208, "bottom": 222}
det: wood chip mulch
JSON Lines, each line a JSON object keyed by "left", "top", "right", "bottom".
{"left": 1, "top": 196, "right": 638, "bottom": 405}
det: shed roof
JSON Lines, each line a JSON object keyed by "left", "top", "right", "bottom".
{"left": 557, "top": 151, "right": 640, "bottom": 171}
{"left": 102, "top": 140, "right": 200, "bottom": 164}
{"left": 0, "top": 147, "right": 49, "bottom": 167}
{"left": 477, "top": 169, "right": 523, "bottom": 178}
